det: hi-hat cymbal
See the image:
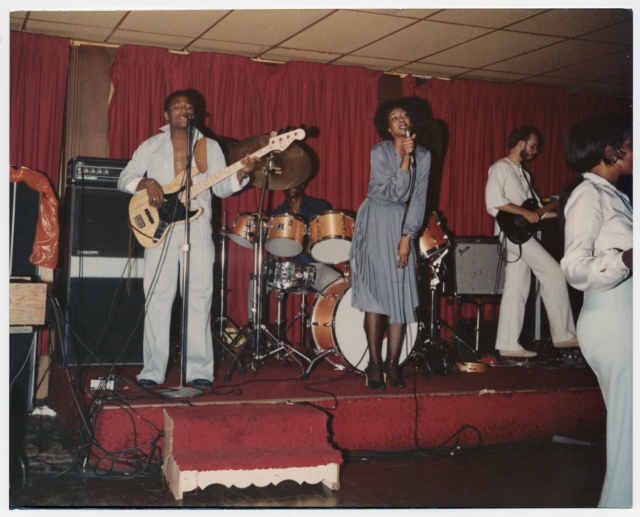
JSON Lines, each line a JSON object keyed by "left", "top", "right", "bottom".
{"left": 229, "top": 134, "right": 312, "bottom": 190}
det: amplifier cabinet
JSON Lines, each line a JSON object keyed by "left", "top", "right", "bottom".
{"left": 453, "top": 237, "right": 506, "bottom": 296}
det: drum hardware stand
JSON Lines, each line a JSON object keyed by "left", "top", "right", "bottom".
{"left": 224, "top": 153, "right": 311, "bottom": 381}
{"left": 159, "top": 116, "right": 203, "bottom": 399}
{"left": 211, "top": 221, "right": 246, "bottom": 375}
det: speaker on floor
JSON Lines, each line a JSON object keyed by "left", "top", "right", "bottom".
{"left": 57, "top": 162, "right": 145, "bottom": 366}
{"left": 452, "top": 237, "right": 506, "bottom": 296}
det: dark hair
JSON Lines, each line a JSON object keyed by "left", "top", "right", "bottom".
{"left": 374, "top": 98, "right": 416, "bottom": 140}
{"left": 163, "top": 90, "right": 194, "bottom": 112}
{"left": 564, "top": 111, "right": 632, "bottom": 172}
{"left": 507, "top": 126, "right": 543, "bottom": 150}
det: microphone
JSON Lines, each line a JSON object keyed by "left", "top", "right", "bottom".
{"left": 186, "top": 113, "right": 195, "bottom": 121}
{"left": 405, "top": 126, "right": 415, "bottom": 164}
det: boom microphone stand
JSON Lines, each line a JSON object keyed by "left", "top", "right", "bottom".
{"left": 160, "top": 116, "right": 203, "bottom": 398}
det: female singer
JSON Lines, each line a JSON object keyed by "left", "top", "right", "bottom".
{"left": 350, "top": 98, "right": 431, "bottom": 390}
{"left": 561, "top": 112, "right": 632, "bottom": 507}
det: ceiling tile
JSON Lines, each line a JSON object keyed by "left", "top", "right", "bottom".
{"left": 486, "top": 39, "right": 628, "bottom": 75}
{"left": 333, "top": 55, "right": 409, "bottom": 72}
{"left": 120, "top": 10, "right": 229, "bottom": 38}
{"left": 545, "top": 49, "right": 632, "bottom": 81}
{"left": 457, "top": 69, "right": 530, "bottom": 82}
{"left": 579, "top": 19, "right": 633, "bottom": 45}
{"left": 355, "top": 20, "right": 492, "bottom": 61}
{"left": 281, "top": 10, "right": 415, "bottom": 54}
{"left": 108, "top": 29, "right": 193, "bottom": 50}
{"left": 425, "top": 31, "right": 562, "bottom": 69}
{"left": 21, "top": 20, "right": 114, "bottom": 42}
{"left": 357, "top": 9, "right": 440, "bottom": 20}
{"left": 188, "top": 39, "right": 268, "bottom": 57}
{"left": 202, "top": 9, "right": 333, "bottom": 47}
{"left": 395, "top": 62, "right": 471, "bottom": 78}
{"left": 507, "top": 8, "right": 632, "bottom": 38}
{"left": 260, "top": 47, "right": 341, "bottom": 64}
{"left": 428, "top": 9, "right": 546, "bottom": 28}
{"left": 10, "top": 12, "right": 26, "bottom": 31}
{"left": 25, "top": 10, "right": 127, "bottom": 27}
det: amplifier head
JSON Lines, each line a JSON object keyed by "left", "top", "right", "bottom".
{"left": 67, "top": 156, "right": 129, "bottom": 185}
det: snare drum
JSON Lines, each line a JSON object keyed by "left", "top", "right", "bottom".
{"left": 265, "top": 213, "right": 307, "bottom": 258}
{"left": 309, "top": 211, "right": 355, "bottom": 264}
{"left": 263, "top": 260, "right": 316, "bottom": 292}
{"left": 229, "top": 213, "right": 259, "bottom": 249}
{"left": 418, "top": 212, "right": 450, "bottom": 259}
{"left": 310, "top": 279, "right": 418, "bottom": 372}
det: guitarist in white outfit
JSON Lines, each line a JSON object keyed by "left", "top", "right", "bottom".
{"left": 485, "top": 126, "right": 578, "bottom": 358}
{"left": 118, "top": 90, "right": 259, "bottom": 389}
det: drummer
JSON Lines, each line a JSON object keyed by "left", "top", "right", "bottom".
{"left": 271, "top": 182, "right": 342, "bottom": 292}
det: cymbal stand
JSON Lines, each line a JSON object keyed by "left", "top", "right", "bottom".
{"left": 211, "top": 221, "right": 245, "bottom": 375}
{"left": 224, "top": 154, "right": 310, "bottom": 381}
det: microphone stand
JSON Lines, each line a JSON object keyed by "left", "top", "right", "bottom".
{"left": 160, "top": 116, "right": 203, "bottom": 398}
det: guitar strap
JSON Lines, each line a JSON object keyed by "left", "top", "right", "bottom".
{"left": 519, "top": 164, "right": 541, "bottom": 206}
{"left": 193, "top": 137, "right": 208, "bottom": 173}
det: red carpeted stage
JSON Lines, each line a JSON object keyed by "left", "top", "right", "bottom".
{"left": 49, "top": 357, "right": 605, "bottom": 475}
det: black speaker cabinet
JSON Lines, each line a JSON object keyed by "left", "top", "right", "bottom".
{"left": 453, "top": 237, "right": 506, "bottom": 296}
{"left": 58, "top": 184, "right": 145, "bottom": 366}
{"left": 9, "top": 182, "right": 40, "bottom": 277}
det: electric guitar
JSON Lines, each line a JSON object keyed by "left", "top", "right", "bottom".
{"left": 496, "top": 198, "right": 558, "bottom": 245}
{"left": 128, "top": 129, "right": 305, "bottom": 248}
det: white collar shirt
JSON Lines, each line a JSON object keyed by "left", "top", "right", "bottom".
{"left": 561, "top": 172, "right": 632, "bottom": 292}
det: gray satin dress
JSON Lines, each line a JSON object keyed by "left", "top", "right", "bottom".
{"left": 350, "top": 140, "right": 431, "bottom": 324}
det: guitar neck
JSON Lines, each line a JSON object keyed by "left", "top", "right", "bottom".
{"left": 189, "top": 145, "right": 270, "bottom": 199}
{"left": 535, "top": 200, "right": 558, "bottom": 216}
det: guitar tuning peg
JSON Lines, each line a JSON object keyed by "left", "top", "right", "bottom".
{"left": 270, "top": 131, "right": 277, "bottom": 137}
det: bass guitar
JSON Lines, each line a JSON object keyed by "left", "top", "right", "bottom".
{"left": 128, "top": 129, "right": 305, "bottom": 248}
{"left": 496, "top": 198, "right": 558, "bottom": 245}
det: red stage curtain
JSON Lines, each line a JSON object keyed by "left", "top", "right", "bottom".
{"left": 108, "top": 45, "right": 382, "bottom": 329}
{"left": 10, "top": 31, "right": 70, "bottom": 188}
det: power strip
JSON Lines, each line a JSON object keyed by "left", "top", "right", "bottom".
{"left": 90, "top": 378, "right": 122, "bottom": 390}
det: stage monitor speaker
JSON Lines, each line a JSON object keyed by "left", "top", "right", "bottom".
{"left": 58, "top": 184, "right": 145, "bottom": 366}
{"left": 10, "top": 182, "right": 40, "bottom": 277}
{"left": 453, "top": 237, "right": 505, "bottom": 296}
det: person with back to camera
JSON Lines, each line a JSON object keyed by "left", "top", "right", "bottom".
{"left": 349, "top": 98, "right": 430, "bottom": 390}
{"left": 560, "top": 111, "right": 632, "bottom": 508}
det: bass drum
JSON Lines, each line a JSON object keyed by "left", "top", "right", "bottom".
{"left": 310, "top": 278, "right": 418, "bottom": 372}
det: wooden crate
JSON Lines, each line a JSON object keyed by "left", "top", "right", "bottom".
{"left": 10, "top": 282, "right": 47, "bottom": 325}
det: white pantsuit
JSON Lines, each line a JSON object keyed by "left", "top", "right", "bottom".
{"left": 498, "top": 236, "right": 576, "bottom": 352}
{"left": 561, "top": 173, "right": 632, "bottom": 508}
{"left": 486, "top": 157, "right": 576, "bottom": 353}
{"left": 118, "top": 125, "right": 248, "bottom": 384}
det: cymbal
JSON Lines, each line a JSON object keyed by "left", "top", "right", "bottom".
{"left": 229, "top": 134, "right": 312, "bottom": 190}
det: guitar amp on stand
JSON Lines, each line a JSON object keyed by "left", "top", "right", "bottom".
{"left": 57, "top": 157, "right": 145, "bottom": 367}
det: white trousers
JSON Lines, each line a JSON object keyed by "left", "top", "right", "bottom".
{"left": 138, "top": 220, "right": 215, "bottom": 384}
{"left": 496, "top": 236, "right": 576, "bottom": 352}
{"left": 578, "top": 279, "right": 632, "bottom": 508}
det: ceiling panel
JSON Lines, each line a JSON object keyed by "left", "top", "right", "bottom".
{"left": 260, "top": 47, "right": 341, "bottom": 64}
{"left": 188, "top": 39, "right": 268, "bottom": 57}
{"left": 333, "top": 55, "right": 409, "bottom": 72}
{"left": 109, "top": 29, "right": 194, "bottom": 50}
{"left": 544, "top": 49, "right": 632, "bottom": 81}
{"left": 424, "top": 31, "right": 562, "bottom": 69}
{"left": 457, "top": 69, "right": 530, "bottom": 82}
{"left": 579, "top": 19, "right": 633, "bottom": 45}
{"left": 357, "top": 9, "right": 440, "bottom": 20}
{"left": 395, "top": 62, "right": 472, "bottom": 78}
{"left": 507, "top": 8, "right": 632, "bottom": 38}
{"left": 119, "top": 10, "right": 229, "bottom": 38}
{"left": 202, "top": 9, "right": 333, "bottom": 47}
{"left": 282, "top": 10, "right": 415, "bottom": 54}
{"left": 20, "top": 20, "right": 114, "bottom": 41}
{"left": 427, "top": 8, "right": 546, "bottom": 28}
{"left": 355, "top": 20, "right": 492, "bottom": 61}
{"left": 486, "top": 39, "right": 629, "bottom": 75}
{"left": 24, "top": 10, "right": 127, "bottom": 27}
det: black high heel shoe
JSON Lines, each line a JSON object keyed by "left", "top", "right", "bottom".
{"left": 365, "top": 361, "right": 386, "bottom": 391}
{"left": 385, "top": 359, "right": 406, "bottom": 389}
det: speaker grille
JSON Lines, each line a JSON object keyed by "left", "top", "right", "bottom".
{"left": 453, "top": 237, "right": 505, "bottom": 296}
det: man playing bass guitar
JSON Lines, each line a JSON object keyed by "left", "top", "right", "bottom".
{"left": 485, "top": 126, "right": 578, "bottom": 358}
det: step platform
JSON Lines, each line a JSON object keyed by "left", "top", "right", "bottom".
{"left": 163, "top": 403, "right": 343, "bottom": 500}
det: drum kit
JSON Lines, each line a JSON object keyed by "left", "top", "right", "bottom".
{"left": 215, "top": 132, "right": 461, "bottom": 381}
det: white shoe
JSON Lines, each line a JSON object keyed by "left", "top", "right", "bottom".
{"left": 498, "top": 349, "right": 537, "bottom": 358}
{"left": 554, "top": 337, "right": 579, "bottom": 348}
